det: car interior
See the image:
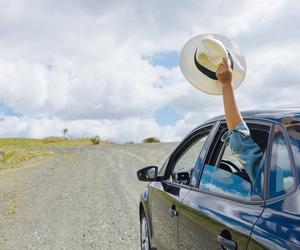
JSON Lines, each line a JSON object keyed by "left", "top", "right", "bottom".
{"left": 211, "top": 124, "right": 270, "bottom": 184}
{"left": 171, "top": 123, "right": 270, "bottom": 186}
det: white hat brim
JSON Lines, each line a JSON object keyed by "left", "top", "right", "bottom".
{"left": 179, "top": 34, "right": 247, "bottom": 95}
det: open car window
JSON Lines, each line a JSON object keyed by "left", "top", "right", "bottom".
{"left": 199, "top": 122, "right": 271, "bottom": 201}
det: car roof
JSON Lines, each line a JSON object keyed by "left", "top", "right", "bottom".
{"left": 205, "top": 106, "right": 300, "bottom": 124}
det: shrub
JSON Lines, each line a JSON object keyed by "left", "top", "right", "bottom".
{"left": 90, "top": 135, "right": 101, "bottom": 145}
{"left": 43, "top": 137, "right": 65, "bottom": 144}
{"left": 63, "top": 128, "right": 68, "bottom": 138}
{"left": 143, "top": 137, "right": 160, "bottom": 143}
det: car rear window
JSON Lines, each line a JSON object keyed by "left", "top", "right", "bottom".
{"left": 285, "top": 121, "right": 300, "bottom": 176}
{"left": 269, "top": 125, "right": 296, "bottom": 199}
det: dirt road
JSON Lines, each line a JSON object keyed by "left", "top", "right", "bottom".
{"left": 0, "top": 143, "right": 176, "bottom": 250}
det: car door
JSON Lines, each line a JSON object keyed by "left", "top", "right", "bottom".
{"left": 148, "top": 123, "right": 217, "bottom": 250}
{"left": 248, "top": 124, "right": 300, "bottom": 249}
{"left": 178, "top": 121, "right": 272, "bottom": 250}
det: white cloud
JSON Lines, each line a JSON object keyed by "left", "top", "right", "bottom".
{"left": 283, "top": 176, "right": 294, "bottom": 190}
{"left": 0, "top": 115, "right": 190, "bottom": 143}
{"left": 0, "top": 0, "right": 299, "bottom": 141}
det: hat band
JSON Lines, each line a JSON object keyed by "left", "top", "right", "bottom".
{"left": 194, "top": 49, "right": 234, "bottom": 80}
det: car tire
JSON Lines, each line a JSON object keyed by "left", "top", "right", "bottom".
{"left": 140, "top": 211, "right": 151, "bottom": 250}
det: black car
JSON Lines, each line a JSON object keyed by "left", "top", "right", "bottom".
{"left": 137, "top": 109, "right": 300, "bottom": 250}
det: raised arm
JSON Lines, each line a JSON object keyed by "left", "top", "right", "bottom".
{"left": 216, "top": 57, "right": 264, "bottom": 185}
{"left": 216, "top": 57, "right": 243, "bottom": 129}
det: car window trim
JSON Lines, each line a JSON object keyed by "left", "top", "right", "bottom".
{"left": 193, "top": 118, "right": 273, "bottom": 205}
{"left": 161, "top": 180, "right": 194, "bottom": 191}
{"left": 214, "top": 132, "right": 228, "bottom": 168}
{"left": 263, "top": 124, "right": 274, "bottom": 202}
{"left": 265, "top": 122, "right": 299, "bottom": 203}
{"left": 189, "top": 121, "right": 221, "bottom": 187}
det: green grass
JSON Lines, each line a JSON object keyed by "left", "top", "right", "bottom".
{"left": 0, "top": 137, "right": 105, "bottom": 171}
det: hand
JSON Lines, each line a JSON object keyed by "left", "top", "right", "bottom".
{"left": 216, "top": 57, "right": 232, "bottom": 86}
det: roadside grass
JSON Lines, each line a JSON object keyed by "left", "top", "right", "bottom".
{"left": 143, "top": 137, "right": 160, "bottom": 143}
{"left": 42, "top": 137, "right": 95, "bottom": 146}
{"left": 0, "top": 137, "right": 106, "bottom": 171}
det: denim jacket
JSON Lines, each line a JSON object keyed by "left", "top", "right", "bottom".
{"left": 221, "top": 121, "right": 264, "bottom": 184}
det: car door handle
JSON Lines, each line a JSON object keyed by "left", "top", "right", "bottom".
{"left": 169, "top": 204, "right": 179, "bottom": 218}
{"left": 217, "top": 234, "right": 237, "bottom": 250}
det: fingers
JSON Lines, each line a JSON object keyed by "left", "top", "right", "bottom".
{"left": 217, "top": 57, "right": 230, "bottom": 75}
{"left": 222, "top": 57, "right": 228, "bottom": 67}
{"left": 217, "top": 63, "right": 223, "bottom": 71}
{"left": 216, "top": 57, "right": 232, "bottom": 84}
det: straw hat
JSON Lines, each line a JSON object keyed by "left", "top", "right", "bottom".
{"left": 179, "top": 34, "right": 247, "bottom": 95}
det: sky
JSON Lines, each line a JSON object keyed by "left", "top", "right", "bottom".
{"left": 0, "top": 0, "right": 299, "bottom": 142}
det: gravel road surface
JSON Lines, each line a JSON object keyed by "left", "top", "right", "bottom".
{"left": 0, "top": 143, "right": 177, "bottom": 250}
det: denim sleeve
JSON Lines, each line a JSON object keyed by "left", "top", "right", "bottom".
{"left": 221, "top": 121, "right": 263, "bottom": 184}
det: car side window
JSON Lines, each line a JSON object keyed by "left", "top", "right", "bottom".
{"left": 199, "top": 123, "right": 269, "bottom": 200}
{"left": 169, "top": 129, "right": 211, "bottom": 185}
{"left": 200, "top": 144, "right": 254, "bottom": 200}
{"left": 221, "top": 146, "right": 246, "bottom": 175}
{"left": 269, "top": 125, "right": 295, "bottom": 199}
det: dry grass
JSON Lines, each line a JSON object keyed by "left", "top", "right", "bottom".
{"left": 0, "top": 137, "right": 105, "bottom": 171}
{"left": 42, "top": 137, "right": 93, "bottom": 146}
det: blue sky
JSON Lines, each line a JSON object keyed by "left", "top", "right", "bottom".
{"left": 154, "top": 105, "right": 182, "bottom": 126}
{"left": 0, "top": 0, "right": 300, "bottom": 141}
{"left": 147, "top": 50, "right": 179, "bottom": 69}
{"left": 149, "top": 51, "right": 182, "bottom": 126}
{"left": 0, "top": 102, "right": 21, "bottom": 117}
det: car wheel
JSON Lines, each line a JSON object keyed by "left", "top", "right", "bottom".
{"left": 140, "top": 211, "right": 150, "bottom": 250}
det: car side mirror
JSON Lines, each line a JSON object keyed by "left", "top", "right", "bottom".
{"left": 137, "top": 166, "right": 158, "bottom": 182}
